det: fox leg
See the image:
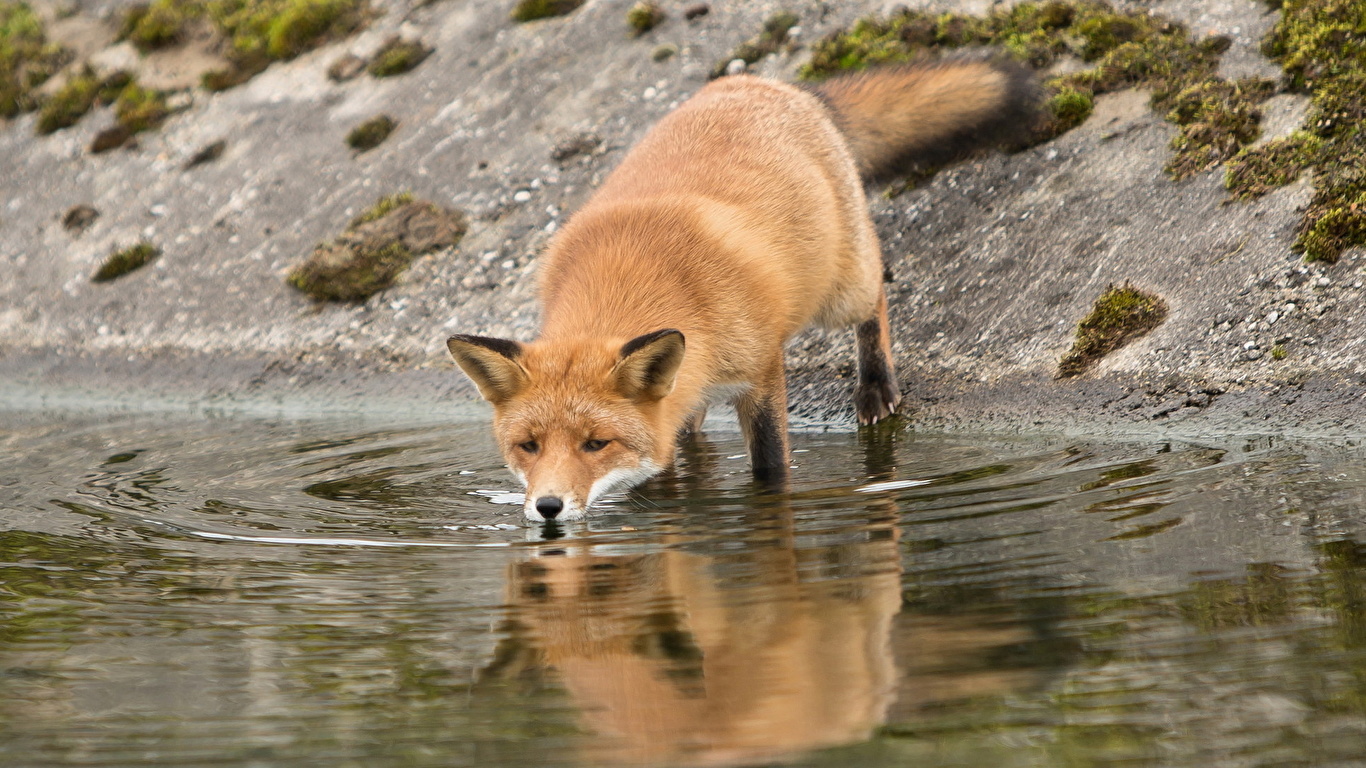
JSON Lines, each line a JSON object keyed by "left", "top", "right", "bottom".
{"left": 736, "top": 358, "right": 790, "bottom": 486}
{"left": 854, "top": 288, "right": 902, "bottom": 425}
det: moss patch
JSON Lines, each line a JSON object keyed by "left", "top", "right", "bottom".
{"left": 0, "top": 1, "right": 71, "bottom": 118}
{"left": 366, "top": 36, "right": 430, "bottom": 77}
{"left": 119, "top": 0, "right": 203, "bottom": 52}
{"left": 1225, "top": 130, "right": 1323, "bottom": 200}
{"left": 799, "top": 2, "right": 1260, "bottom": 167}
{"left": 288, "top": 192, "right": 465, "bottom": 301}
{"left": 1251, "top": 0, "right": 1366, "bottom": 262}
{"left": 345, "top": 113, "right": 394, "bottom": 151}
{"left": 1058, "top": 283, "right": 1168, "bottom": 378}
{"left": 510, "top": 0, "right": 582, "bottom": 23}
{"left": 93, "top": 241, "right": 160, "bottom": 283}
{"left": 201, "top": 0, "right": 367, "bottom": 90}
{"left": 710, "top": 11, "right": 799, "bottom": 79}
{"left": 626, "top": 1, "right": 664, "bottom": 36}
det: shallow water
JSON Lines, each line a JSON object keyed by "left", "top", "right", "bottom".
{"left": 3, "top": 409, "right": 1366, "bottom": 767}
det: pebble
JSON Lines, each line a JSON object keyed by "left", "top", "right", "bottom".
{"left": 512, "top": 190, "right": 532, "bottom": 202}
{"left": 725, "top": 58, "right": 746, "bottom": 76}
{"left": 1266, "top": 311, "right": 1279, "bottom": 324}
{"left": 1245, "top": 349, "right": 1265, "bottom": 360}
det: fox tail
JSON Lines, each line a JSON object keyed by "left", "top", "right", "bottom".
{"left": 810, "top": 53, "right": 1042, "bottom": 181}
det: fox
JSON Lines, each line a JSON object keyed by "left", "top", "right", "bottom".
{"left": 447, "top": 53, "right": 1040, "bottom": 522}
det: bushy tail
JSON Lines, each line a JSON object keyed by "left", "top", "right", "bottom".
{"left": 811, "top": 53, "right": 1042, "bottom": 181}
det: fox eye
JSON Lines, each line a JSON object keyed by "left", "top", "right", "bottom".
{"left": 518, "top": 440, "right": 539, "bottom": 454}
{"left": 582, "top": 439, "right": 610, "bottom": 452}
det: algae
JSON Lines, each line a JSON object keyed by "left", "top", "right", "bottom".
{"left": 510, "top": 0, "right": 582, "bottom": 23}
{"left": 799, "top": 1, "right": 1260, "bottom": 175}
{"left": 288, "top": 192, "right": 465, "bottom": 301}
{"left": 1251, "top": 0, "right": 1366, "bottom": 262}
{"left": 345, "top": 113, "right": 394, "bottom": 151}
{"left": 1057, "top": 283, "right": 1168, "bottom": 378}
{"left": 366, "top": 36, "right": 430, "bottom": 78}
{"left": 201, "top": 0, "right": 367, "bottom": 90}
{"left": 0, "top": 1, "right": 71, "bottom": 118}
{"left": 710, "top": 10, "right": 799, "bottom": 79}
{"left": 93, "top": 241, "right": 160, "bottom": 283}
{"left": 626, "top": 1, "right": 664, "bottom": 36}
{"left": 119, "top": 0, "right": 203, "bottom": 52}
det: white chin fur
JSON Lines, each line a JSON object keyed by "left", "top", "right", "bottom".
{"left": 520, "top": 461, "right": 662, "bottom": 523}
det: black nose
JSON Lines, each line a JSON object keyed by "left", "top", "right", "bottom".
{"left": 535, "top": 496, "right": 564, "bottom": 519}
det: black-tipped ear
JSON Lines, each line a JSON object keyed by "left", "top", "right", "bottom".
{"left": 614, "top": 329, "right": 685, "bottom": 401}
{"left": 447, "top": 334, "right": 527, "bottom": 404}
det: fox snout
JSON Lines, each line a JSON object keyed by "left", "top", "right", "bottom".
{"left": 524, "top": 493, "right": 582, "bottom": 522}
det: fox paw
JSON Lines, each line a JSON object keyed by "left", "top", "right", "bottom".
{"left": 855, "top": 378, "right": 902, "bottom": 426}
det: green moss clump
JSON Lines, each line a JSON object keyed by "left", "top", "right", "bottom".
{"left": 350, "top": 190, "right": 412, "bottom": 227}
{"left": 345, "top": 113, "right": 394, "bottom": 151}
{"left": 0, "top": 1, "right": 71, "bottom": 118}
{"left": 36, "top": 67, "right": 100, "bottom": 134}
{"left": 93, "top": 241, "right": 160, "bottom": 282}
{"left": 1271, "top": 344, "right": 1288, "bottom": 360}
{"left": 288, "top": 239, "right": 412, "bottom": 301}
{"left": 1164, "top": 78, "right": 1275, "bottom": 179}
{"left": 1041, "top": 85, "right": 1094, "bottom": 138}
{"left": 626, "top": 1, "right": 664, "bottom": 36}
{"left": 366, "top": 36, "right": 430, "bottom": 77}
{"left": 114, "top": 83, "right": 169, "bottom": 133}
{"left": 1057, "top": 283, "right": 1168, "bottom": 378}
{"left": 288, "top": 192, "right": 466, "bottom": 301}
{"left": 510, "top": 0, "right": 582, "bottom": 23}
{"left": 1224, "top": 131, "right": 1323, "bottom": 200}
{"left": 710, "top": 11, "right": 800, "bottom": 78}
{"left": 119, "top": 0, "right": 203, "bottom": 52}
{"left": 1256, "top": 0, "right": 1366, "bottom": 262}
{"left": 207, "top": 0, "right": 365, "bottom": 78}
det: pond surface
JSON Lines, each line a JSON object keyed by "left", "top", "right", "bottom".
{"left": 3, "top": 408, "right": 1366, "bottom": 767}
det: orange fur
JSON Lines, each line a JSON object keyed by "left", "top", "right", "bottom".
{"left": 448, "top": 61, "right": 1039, "bottom": 521}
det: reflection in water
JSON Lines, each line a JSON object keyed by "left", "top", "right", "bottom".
{"left": 6, "top": 413, "right": 1366, "bottom": 766}
{"left": 482, "top": 514, "right": 902, "bottom": 765}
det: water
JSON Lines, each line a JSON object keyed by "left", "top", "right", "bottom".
{"left": 3, "top": 408, "right": 1366, "bottom": 767}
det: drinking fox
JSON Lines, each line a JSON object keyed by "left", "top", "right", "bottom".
{"left": 448, "top": 55, "right": 1040, "bottom": 521}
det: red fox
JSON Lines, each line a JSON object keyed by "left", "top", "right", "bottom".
{"left": 448, "top": 55, "right": 1040, "bottom": 521}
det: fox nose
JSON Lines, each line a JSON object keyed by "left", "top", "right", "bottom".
{"left": 535, "top": 496, "right": 564, "bottom": 519}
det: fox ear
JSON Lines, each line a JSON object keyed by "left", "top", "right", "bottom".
{"left": 614, "top": 329, "right": 685, "bottom": 401}
{"left": 447, "top": 335, "right": 528, "bottom": 404}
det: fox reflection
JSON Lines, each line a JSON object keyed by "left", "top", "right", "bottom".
{"left": 481, "top": 528, "right": 903, "bottom": 766}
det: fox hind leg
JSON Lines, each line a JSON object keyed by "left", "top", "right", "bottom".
{"left": 855, "top": 289, "right": 902, "bottom": 425}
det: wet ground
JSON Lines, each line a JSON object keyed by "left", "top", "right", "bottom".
{"left": 3, "top": 408, "right": 1366, "bottom": 767}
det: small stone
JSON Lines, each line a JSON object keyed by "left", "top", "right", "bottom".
{"left": 725, "top": 58, "right": 746, "bottom": 76}
{"left": 1317, "top": 276, "right": 1331, "bottom": 287}
{"left": 551, "top": 133, "right": 600, "bottom": 162}
{"left": 683, "top": 3, "right": 709, "bottom": 20}
{"left": 327, "top": 54, "right": 366, "bottom": 82}
{"left": 1244, "top": 349, "right": 1264, "bottom": 360}
{"left": 1244, "top": 341, "right": 1259, "bottom": 350}
{"left": 512, "top": 190, "right": 532, "bottom": 202}
{"left": 62, "top": 204, "right": 99, "bottom": 233}
{"left": 1185, "top": 392, "right": 1211, "bottom": 408}
{"left": 652, "top": 43, "right": 678, "bottom": 61}
{"left": 643, "top": 86, "right": 657, "bottom": 99}
{"left": 1266, "top": 311, "right": 1279, "bottom": 324}
{"left": 183, "top": 140, "right": 226, "bottom": 169}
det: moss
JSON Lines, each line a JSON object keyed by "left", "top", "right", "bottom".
{"left": 89, "top": 124, "right": 132, "bottom": 153}
{"left": 509, "top": 0, "right": 582, "bottom": 23}
{"left": 1164, "top": 78, "right": 1275, "bottom": 180}
{"left": 92, "top": 241, "right": 160, "bottom": 283}
{"left": 288, "top": 239, "right": 412, "bottom": 301}
{"left": 61, "top": 204, "right": 98, "bottom": 232}
{"left": 1041, "top": 85, "right": 1094, "bottom": 138}
{"left": 350, "top": 190, "right": 412, "bottom": 227}
{"left": 209, "top": 0, "right": 366, "bottom": 66}
{"left": 651, "top": 43, "right": 677, "bottom": 62}
{"left": 710, "top": 10, "right": 800, "bottom": 78}
{"left": 36, "top": 67, "right": 100, "bottom": 134}
{"left": 0, "top": 1, "right": 70, "bottom": 118}
{"left": 345, "top": 113, "right": 394, "bottom": 151}
{"left": 288, "top": 192, "right": 465, "bottom": 301}
{"left": 1224, "top": 131, "right": 1323, "bottom": 200}
{"left": 626, "top": 1, "right": 664, "bottom": 36}
{"left": 1255, "top": 0, "right": 1366, "bottom": 262}
{"left": 366, "top": 36, "right": 430, "bottom": 77}
{"left": 1057, "top": 283, "right": 1168, "bottom": 378}
{"left": 119, "top": 0, "right": 203, "bottom": 52}
{"left": 114, "top": 83, "right": 169, "bottom": 133}
{"left": 1271, "top": 344, "right": 1288, "bottom": 360}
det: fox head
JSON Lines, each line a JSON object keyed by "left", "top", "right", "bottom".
{"left": 447, "top": 329, "right": 686, "bottom": 522}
